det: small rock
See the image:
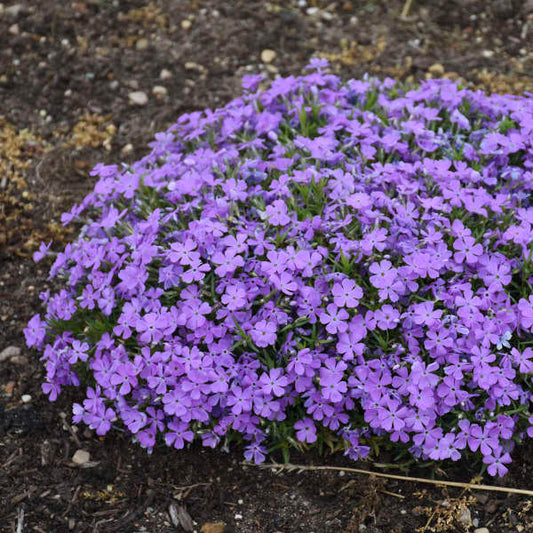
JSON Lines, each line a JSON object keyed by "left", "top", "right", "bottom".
{"left": 72, "top": 449, "right": 91, "bottom": 465}
{"left": 4, "top": 381, "right": 15, "bottom": 395}
{"left": 21, "top": 394, "right": 32, "bottom": 403}
{"left": 177, "top": 505, "right": 194, "bottom": 531}
{"left": 482, "top": 50, "right": 495, "bottom": 58}
{"left": 459, "top": 507, "right": 472, "bottom": 526}
{"left": 160, "top": 68, "right": 172, "bottom": 80}
{"left": 68, "top": 518, "right": 76, "bottom": 530}
{"left": 201, "top": 523, "right": 226, "bottom": 533}
{"left": 181, "top": 19, "right": 192, "bottom": 30}
{"left": 428, "top": 63, "right": 445, "bottom": 76}
{"left": 135, "top": 38, "right": 149, "bottom": 51}
{"left": 474, "top": 528, "right": 490, "bottom": 533}
{"left": 260, "top": 49, "right": 277, "bottom": 64}
{"left": 234, "top": 514, "right": 243, "bottom": 520}
{"left": 0, "top": 346, "right": 21, "bottom": 362}
{"left": 169, "top": 503, "right": 179, "bottom": 527}
{"left": 121, "top": 143, "right": 134, "bottom": 155}
{"left": 184, "top": 61, "right": 204, "bottom": 72}
{"left": 128, "top": 91, "right": 148, "bottom": 106}
{"left": 5, "top": 3, "right": 23, "bottom": 17}
{"left": 8, "top": 23, "right": 18, "bottom": 35}
{"left": 152, "top": 85, "right": 168, "bottom": 98}
{"left": 10, "top": 355, "right": 28, "bottom": 366}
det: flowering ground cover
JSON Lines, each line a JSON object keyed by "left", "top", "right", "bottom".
{"left": 26, "top": 60, "right": 533, "bottom": 479}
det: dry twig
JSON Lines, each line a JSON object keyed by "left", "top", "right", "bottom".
{"left": 244, "top": 462, "right": 533, "bottom": 497}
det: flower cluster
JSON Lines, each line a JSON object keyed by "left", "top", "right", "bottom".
{"left": 26, "top": 60, "right": 533, "bottom": 476}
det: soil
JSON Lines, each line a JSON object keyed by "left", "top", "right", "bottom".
{"left": 1, "top": 1, "right": 533, "bottom": 532}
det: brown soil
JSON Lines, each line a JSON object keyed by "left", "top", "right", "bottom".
{"left": 1, "top": 1, "right": 533, "bottom": 531}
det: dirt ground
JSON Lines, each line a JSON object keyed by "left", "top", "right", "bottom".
{"left": 1, "top": 1, "right": 533, "bottom": 531}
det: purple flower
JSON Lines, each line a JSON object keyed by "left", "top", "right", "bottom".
{"left": 110, "top": 362, "right": 139, "bottom": 395}
{"left": 332, "top": 279, "right": 363, "bottom": 308}
{"left": 369, "top": 260, "right": 397, "bottom": 289}
{"left": 259, "top": 368, "right": 289, "bottom": 397}
{"left": 264, "top": 199, "right": 291, "bottom": 226}
{"left": 251, "top": 320, "right": 277, "bottom": 347}
{"left": 483, "top": 450, "right": 512, "bottom": 477}
{"left": 24, "top": 314, "right": 46, "bottom": 348}
{"left": 212, "top": 249, "right": 245, "bottom": 277}
{"left": 165, "top": 420, "right": 194, "bottom": 449}
{"left": 319, "top": 304, "right": 349, "bottom": 335}
{"left": 294, "top": 418, "right": 317, "bottom": 443}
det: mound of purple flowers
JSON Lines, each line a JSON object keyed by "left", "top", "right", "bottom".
{"left": 26, "top": 59, "right": 533, "bottom": 476}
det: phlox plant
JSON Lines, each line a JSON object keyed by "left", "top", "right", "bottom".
{"left": 25, "top": 59, "right": 533, "bottom": 477}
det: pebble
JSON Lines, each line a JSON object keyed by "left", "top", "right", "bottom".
{"left": 474, "top": 529, "right": 489, "bottom": 533}
{"left": 184, "top": 61, "right": 204, "bottom": 72}
{"left": 21, "top": 394, "right": 32, "bottom": 403}
{"left": 234, "top": 514, "right": 243, "bottom": 520}
{"left": 72, "top": 449, "right": 91, "bottom": 465}
{"left": 428, "top": 63, "right": 445, "bottom": 76}
{"left": 459, "top": 507, "right": 472, "bottom": 526}
{"left": 121, "top": 143, "right": 134, "bottom": 155}
{"left": 201, "top": 523, "right": 226, "bottom": 533}
{"left": 0, "top": 346, "right": 21, "bottom": 362}
{"left": 152, "top": 85, "right": 168, "bottom": 98}
{"left": 160, "top": 68, "right": 172, "bottom": 80}
{"left": 11, "top": 355, "right": 29, "bottom": 366}
{"left": 181, "top": 19, "right": 192, "bottom": 30}
{"left": 482, "top": 50, "right": 495, "bottom": 58}
{"left": 128, "top": 91, "right": 148, "bottom": 106}
{"left": 5, "top": 3, "right": 23, "bottom": 17}
{"left": 260, "top": 49, "right": 276, "bottom": 64}
{"left": 135, "top": 38, "right": 149, "bottom": 51}
{"left": 8, "top": 23, "right": 18, "bottom": 35}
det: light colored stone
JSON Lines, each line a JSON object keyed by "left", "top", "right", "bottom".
{"left": 184, "top": 61, "right": 204, "bottom": 71}
{"left": 160, "top": 68, "right": 172, "bottom": 80}
{"left": 260, "top": 49, "right": 276, "bottom": 64}
{"left": 21, "top": 394, "right": 32, "bottom": 403}
{"left": 128, "top": 91, "right": 148, "bottom": 106}
{"left": 121, "top": 143, "right": 134, "bottom": 155}
{"left": 0, "top": 346, "right": 21, "bottom": 362}
{"left": 5, "top": 3, "right": 23, "bottom": 17}
{"left": 428, "top": 63, "right": 445, "bottom": 76}
{"left": 201, "top": 523, "right": 226, "bottom": 533}
{"left": 482, "top": 50, "right": 495, "bottom": 58}
{"left": 72, "top": 449, "right": 91, "bottom": 465}
{"left": 181, "top": 19, "right": 192, "bottom": 30}
{"left": 474, "top": 528, "right": 490, "bottom": 533}
{"left": 152, "top": 85, "right": 168, "bottom": 98}
{"left": 8, "top": 23, "right": 18, "bottom": 35}
{"left": 459, "top": 507, "right": 472, "bottom": 526}
{"left": 135, "top": 38, "right": 149, "bottom": 51}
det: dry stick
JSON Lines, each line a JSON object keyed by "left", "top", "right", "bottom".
{"left": 401, "top": 0, "right": 414, "bottom": 19}
{"left": 246, "top": 462, "right": 533, "bottom": 497}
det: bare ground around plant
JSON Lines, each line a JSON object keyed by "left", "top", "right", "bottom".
{"left": 1, "top": 1, "right": 533, "bottom": 531}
